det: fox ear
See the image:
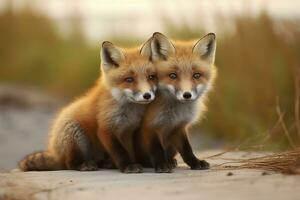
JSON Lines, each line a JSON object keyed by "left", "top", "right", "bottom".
{"left": 101, "top": 41, "right": 125, "bottom": 71}
{"left": 151, "top": 32, "right": 175, "bottom": 61}
{"left": 140, "top": 37, "right": 152, "bottom": 60}
{"left": 193, "top": 33, "right": 216, "bottom": 65}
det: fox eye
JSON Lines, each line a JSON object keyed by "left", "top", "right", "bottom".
{"left": 125, "top": 77, "right": 134, "bottom": 83}
{"left": 193, "top": 73, "right": 202, "bottom": 79}
{"left": 169, "top": 73, "right": 177, "bottom": 80}
{"left": 148, "top": 74, "right": 156, "bottom": 80}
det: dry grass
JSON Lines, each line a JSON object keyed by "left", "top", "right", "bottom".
{"left": 212, "top": 149, "right": 300, "bottom": 175}
{"left": 208, "top": 80, "right": 300, "bottom": 175}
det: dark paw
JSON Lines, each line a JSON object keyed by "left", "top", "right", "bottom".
{"left": 155, "top": 163, "right": 173, "bottom": 173}
{"left": 121, "top": 164, "right": 143, "bottom": 173}
{"left": 167, "top": 158, "right": 178, "bottom": 169}
{"left": 190, "top": 159, "right": 210, "bottom": 170}
{"left": 78, "top": 161, "right": 98, "bottom": 171}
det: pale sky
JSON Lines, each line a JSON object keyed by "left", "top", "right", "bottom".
{"left": 1, "top": 0, "right": 300, "bottom": 41}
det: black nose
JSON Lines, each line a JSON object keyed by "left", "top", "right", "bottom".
{"left": 183, "top": 92, "right": 192, "bottom": 99}
{"left": 143, "top": 93, "right": 151, "bottom": 100}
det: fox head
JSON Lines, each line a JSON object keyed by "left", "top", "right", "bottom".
{"left": 100, "top": 39, "right": 157, "bottom": 104}
{"left": 150, "top": 32, "right": 217, "bottom": 102}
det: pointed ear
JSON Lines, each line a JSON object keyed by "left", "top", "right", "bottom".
{"left": 140, "top": 37, "right": 152, "bottom": 60}
{"left": 151, "top": 32, "right": 175, "bottom": 61}
{"left": 193, "top": 33, "right": 216, "bottom": 65}
{"left": 100, "top": 41, "right": 125, "bottom": 71}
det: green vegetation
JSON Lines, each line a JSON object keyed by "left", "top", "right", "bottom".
{"left": 0, "top": 5, "right": 299, "bottom": 149}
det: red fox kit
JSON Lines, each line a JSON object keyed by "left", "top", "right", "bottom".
{"left": 19, "top": 39, "right": 157, "bottom": 173}
{"left": 135, "top": 32, "right": 217, "bottom": 172}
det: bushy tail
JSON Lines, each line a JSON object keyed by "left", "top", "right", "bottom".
{"left": 19, "top": 151, "right": 63, "bottom": 171}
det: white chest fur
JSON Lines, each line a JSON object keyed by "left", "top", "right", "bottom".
{"left": 109, "top": 101, "right": 146, "bottom": 134}
{"left": 152, "top": 98, "right": 198, "bottom": 129}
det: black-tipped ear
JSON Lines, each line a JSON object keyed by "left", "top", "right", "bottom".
{"left": 140, "top": 37, "right": 152, "bottom": 60}
{"left": 192, "top": 33, "right": 216, "bottom": 65}
{"left": 150, "top": 32, "right": 175, "bottom": 61}
{"left": 100, "top": 41, "right": 125, "bottom": 71}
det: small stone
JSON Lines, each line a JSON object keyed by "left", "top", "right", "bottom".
{"left": 261, "top": 171, "right": 269, "bottom": 176}
{"left": 227, "top": 172, "right": 233, "bottom": 176}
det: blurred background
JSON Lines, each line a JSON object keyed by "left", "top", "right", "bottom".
{"left": 0, "top": 0, "right": 299, "bottom": 169}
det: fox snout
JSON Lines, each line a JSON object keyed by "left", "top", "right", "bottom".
{"left": 179, "top": 84, "right": 208, "bottom": 101}
{"left": 131, "top": 81, "right": 157, "bottom": 104}
{"left": 123, "top": 88, "right": 155, "bottom": 104}
{"left": 134, "top": 90, "right": 155, "bottom": 103}
{"left": 143, "top": 92, "right": 152, "bottom": 100}
{"left": 176, "top": 90, "right": 196, "bottom": 101}
{"left": 163, "top": 83, "right": 207, "bottom": 102}
{"left": 183, "top": 92, "right": 192, "bottom": 100}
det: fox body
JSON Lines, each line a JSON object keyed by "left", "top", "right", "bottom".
{"left": 135, "top": 33, "right": 217, "bottom": 172}
{"left": 19, "top": 39, "right": 157, "bottom": 173}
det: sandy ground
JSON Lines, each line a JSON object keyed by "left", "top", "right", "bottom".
{"left": 0, "top": 107, "right": 56, "bottom": 170}
{"left": 1, "top": 151, "right": 300, "bottom": 200}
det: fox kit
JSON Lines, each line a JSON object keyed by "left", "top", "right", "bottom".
{"left": 96, "top": 40, "right": 157, "bottom": 173}
{"left": 19, "top": 39, "right": 157, "bottom": 173}
{"left": 135, "top": 32, "right": 217, "bottom": 172}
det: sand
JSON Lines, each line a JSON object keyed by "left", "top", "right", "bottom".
{"left": 1, "top": 151, "right": 300, "bottom": 200}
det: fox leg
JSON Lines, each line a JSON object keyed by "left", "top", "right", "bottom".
{"left": 165, "top": 146, "right": 178, "bottom": 169}
{"left": 64, "top": 142, "right": 97, "bottom": 171}
{"left": 172, "top": 128, "right": 209, "bottom": 170}
{"left": 98, "top": 129, "right": 142, "bottom": 173}
{"left": 150, "top": 136, "right": 172, "bottom": 173}
{"left": 142, "top": 128, "right": 172, "bottom": 173}
{"left": 96, "top": 152, "right": 117, "bottom": 169}
{"left": 63, "top": 121, "right": 98, "bottom": 171}
{"left": 132, "top": 131, "right": 152, "bottom": 168}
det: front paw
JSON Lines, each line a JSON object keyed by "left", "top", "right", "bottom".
{"left": 155, "top": 163, "right": 173, "bottom": 173}
{"left": 78, "top": 161, "right": 98, "bottom": 171}
{"left": 190, "top": 159, "right": 210, "bottom": 170}
{"left": 167, "top": 158, "right": 178, "bottom": 169}
{"left": 121, "top": 164, "right": 143, "bottom": 173}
